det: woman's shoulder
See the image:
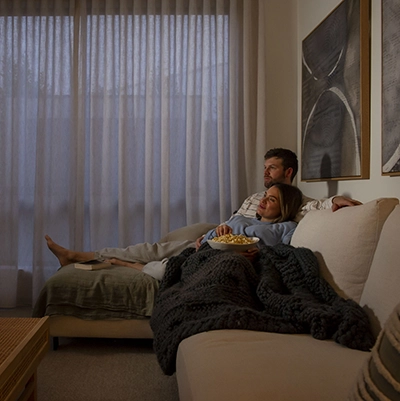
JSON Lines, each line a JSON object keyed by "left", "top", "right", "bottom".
{"left": 251, "top": 219, "right": 296, "bottom": 228}
{"left": 230, "top": 214, "right": 260, "bottom": 224}
{"left": 275, "top": 220, "right": 297, "bottom": 231}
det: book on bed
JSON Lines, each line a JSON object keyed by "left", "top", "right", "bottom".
{"left": 74, "top": 259, "right": 112, "bottom": 270}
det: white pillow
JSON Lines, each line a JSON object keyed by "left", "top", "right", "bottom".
{"left": 359, "top": 204, "right": 400, "bottom": 337}
{"left": 290, "top": 198, "right": 399, "bottom": 303}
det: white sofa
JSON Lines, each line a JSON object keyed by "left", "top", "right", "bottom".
{"left": 174, "top": 197, "right": 400, "bottom": 401}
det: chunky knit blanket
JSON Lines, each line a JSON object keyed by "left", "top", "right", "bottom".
{"left": 150, "top": 243, "right": 375, "bottom": 375}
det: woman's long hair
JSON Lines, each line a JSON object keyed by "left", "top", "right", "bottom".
{"left": 270, "top": 183, "right": 303, "bottom": 223}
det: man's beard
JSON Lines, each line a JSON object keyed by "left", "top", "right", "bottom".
{"left": 264, "top": 178, "right": 279, "bottom": 189}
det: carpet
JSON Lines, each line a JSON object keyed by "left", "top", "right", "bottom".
{"left": 37, "top": 337, "right": 179, "bottom": 401}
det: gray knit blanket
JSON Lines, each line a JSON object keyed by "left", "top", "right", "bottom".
{"left": 150, "top": 243, "right": 375, "bottom": 375}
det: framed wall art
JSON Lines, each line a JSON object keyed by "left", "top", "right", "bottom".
{"left": 382, "top": 0, "right": 400, "bottom": 176}
{"left": 301, "top": 0, "right": 370, "bottom": 181}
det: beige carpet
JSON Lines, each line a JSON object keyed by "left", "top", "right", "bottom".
{"left": 37, "top": 337, "right": 179, "bottom": 401}
{"left": 0, "top": 308, "right": 179, "bottom": 401}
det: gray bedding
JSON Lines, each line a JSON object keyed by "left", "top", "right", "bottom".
{"left": 33, "top": 264, "right": 159, "bottom": 320}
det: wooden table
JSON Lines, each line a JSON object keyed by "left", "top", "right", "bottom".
{"left": 0, "top": 317, "right": 49, "bottom": 401}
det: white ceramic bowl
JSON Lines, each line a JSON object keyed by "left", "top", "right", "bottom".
{"left": 207, "top": 236, "right": 260, "bottom": 252}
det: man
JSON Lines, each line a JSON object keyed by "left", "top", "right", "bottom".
{"left": 231, "top": 148, "right": 361, "bottom": 223}
{"left": 132, "top": 147, "right": 361, "bottom": 277}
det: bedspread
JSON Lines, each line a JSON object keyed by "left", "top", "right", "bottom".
{"left": 33, "top": 264, "right": 159, "bottom": 320}
{"left": 150, "top": 243, "right": 375, "bottom": 375}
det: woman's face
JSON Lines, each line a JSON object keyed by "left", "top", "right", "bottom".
{"left": 257, "top": 186, "right": 281, "bottom": 221}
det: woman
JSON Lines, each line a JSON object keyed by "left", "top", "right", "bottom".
{"left": 201, "top": 182, "right": 303, "bottom": 247}
{"left": 45, "top": 183, "right": 303, "bottom": 280}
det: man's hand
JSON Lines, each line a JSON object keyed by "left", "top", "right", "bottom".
{"left": 332, "top": 196, "right": 362, "bottom": 212}
{"left": 215, "top": 224, "right": 233, "bottom": 236}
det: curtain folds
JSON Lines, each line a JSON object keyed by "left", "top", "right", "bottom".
{"left": 0, "top": 0, "right": 265, "bottom": 307}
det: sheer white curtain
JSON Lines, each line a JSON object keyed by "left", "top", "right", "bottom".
{"left": 0, "top": 0, "right": 265, "bottom": 307}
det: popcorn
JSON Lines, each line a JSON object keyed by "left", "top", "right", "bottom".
{"left": 211, "top": 234, "right": 255, "bottom": 245}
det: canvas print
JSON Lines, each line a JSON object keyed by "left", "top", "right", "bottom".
{"left": 301, "top": 0, "right": 370, "bottom": 181}
{"left": 382, "top": 0, "right": 400, "bottom": 175}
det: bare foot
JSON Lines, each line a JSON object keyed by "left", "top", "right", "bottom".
{"left": 45, "top": 235, "right": 85, "bottom": 267}
{"left": 45, "top": 235, "right": 74, "bottom": 266}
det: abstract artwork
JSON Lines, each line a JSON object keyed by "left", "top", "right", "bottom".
{"left": 301, "top": 0, "right": 370, "bottom": 181}
{"left": 382, "top": 0, "right": 400, "bottom": 175}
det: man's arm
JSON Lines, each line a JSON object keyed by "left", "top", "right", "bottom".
{"left": 301, "top": 195, "right": 362, "bottom": 214}
{"left": 331, "top": 195, "right": 362, "bottom": 211}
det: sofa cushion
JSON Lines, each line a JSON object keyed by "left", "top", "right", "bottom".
{"left": 176, "top": 330, "right": 369, "bottom": 401}
{"left": 359, "top": 204, "right": 400, "bottom": 337}
{"left": 290, "top": 198, "right": 399, "bottom": 303}
{"left": 347, "top": 302, "right": 400, "bottom": 400}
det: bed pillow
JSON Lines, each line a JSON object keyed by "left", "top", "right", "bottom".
{"left": 347, "top": 302, "right": 400, "bottom": 401}
{"left": 290, "top": 198, "right": 399, "bottom": 303}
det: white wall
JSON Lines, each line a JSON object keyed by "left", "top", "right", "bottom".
{"left": 296, "top": 0, "right": 400, "bottom": 203}
{"left": 264, "top": 0, "right": 298, "bottom": 152}
{"left": 241, "top": 0, "right": 299, "bottom": 197}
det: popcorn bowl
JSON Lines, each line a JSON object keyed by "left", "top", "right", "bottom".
{"left": 207, "top": 236, "right": 260, "bottom": 252}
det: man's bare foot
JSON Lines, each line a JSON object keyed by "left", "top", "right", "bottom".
{"left": 45, "top": 235, "right": 97, "bottom": 267}
{"left": 45, "top": 235, "right": 77, "bottom": 266}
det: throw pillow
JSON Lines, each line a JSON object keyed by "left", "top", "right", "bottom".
{"left": 290, "top": 198, "right": 399, "bottom": 303}
{"left": 347, "top": 302, "right": 400, "bottom": 400}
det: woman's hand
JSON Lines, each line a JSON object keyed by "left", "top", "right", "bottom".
{"left": 195, "top": 235, "right": 205, "bottom": 250}
{"left": 215, "top": 224, "right": 232, "bottom": 236}
{"left": 237, "top": 248, "right": 259, "bottom": 262}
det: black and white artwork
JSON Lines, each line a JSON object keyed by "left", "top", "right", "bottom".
{"left": 382, "top": 0, "right": 400, "bottom": 175}
{"left": 301, "top": 0, "right": 370, "bottom": 181}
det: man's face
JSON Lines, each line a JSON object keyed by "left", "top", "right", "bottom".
{"left": 263, "top": 157, "right": 293, "bottom": 188}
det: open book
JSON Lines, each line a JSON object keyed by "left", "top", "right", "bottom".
{"left": 74, "top": 259, "right": 112, "bottom": 271}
